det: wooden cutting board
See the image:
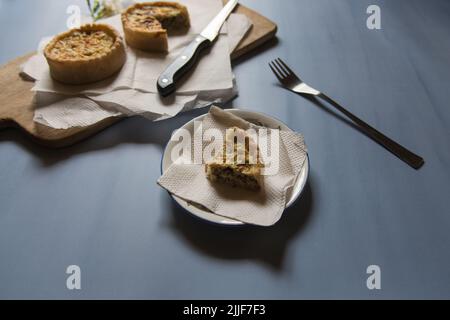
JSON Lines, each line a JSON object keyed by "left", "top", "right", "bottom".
{"left": 0, "top": 3, "right": 277, "bottom": 148}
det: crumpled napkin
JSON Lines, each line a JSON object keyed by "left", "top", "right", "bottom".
{"left": 21, "top": 0, "right": 252, "bottom": 129}
{"left": 157, "top": 106, "right": 308, "bottom": 226}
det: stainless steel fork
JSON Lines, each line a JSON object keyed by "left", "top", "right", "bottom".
{"left": 269, "top": 58, "right": 424, "bottom": 169}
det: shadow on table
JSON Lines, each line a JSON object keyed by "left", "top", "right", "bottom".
{"left": 0, "top": 106, "right": 224, "bottom": 167}
{"left": 232, "top": 37, "right": 279, "bottom": 67}
{"left": 166, "top": 178, "right": 314, "bottom": 272}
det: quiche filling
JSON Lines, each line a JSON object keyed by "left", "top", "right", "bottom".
{"left": 125, "top": 5, "right": 187, "bottom": 31}
{"left": 206, "top": 127, "right": 264, "bottom": 191}
{"left": 48, "top": 31, "right": 115, "bottom": 59}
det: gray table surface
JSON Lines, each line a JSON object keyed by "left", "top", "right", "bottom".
{"left": 0, "top": 0, "right": 449, "bottom": 299}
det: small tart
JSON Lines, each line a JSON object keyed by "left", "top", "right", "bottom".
{"left": 206, "top": 127, "right": 264, "bottom": 191}
{"left": 44, "top": 24, "right": 126, "bottom": 85}
{"left": 121, "top": 1, "right": 190, "bottom": 53}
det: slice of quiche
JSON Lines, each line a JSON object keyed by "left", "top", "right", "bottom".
{"left": 121, "top": 1, "right": 190, "bottom": 53}
{"left": 206, "top": 127, "right": 264, "bottom": 191}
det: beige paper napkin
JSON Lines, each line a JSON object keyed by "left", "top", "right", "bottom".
{"left": 32, "top": 85, "right": 239, "bottom": 129}
{"left": 157, "top": 107, "right": 308, "bottom": 226}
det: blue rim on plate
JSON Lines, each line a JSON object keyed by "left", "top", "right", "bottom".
{"left": 160, "top": 108, "right": 310, "bottom": 226}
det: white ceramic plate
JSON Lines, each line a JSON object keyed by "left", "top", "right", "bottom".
{"left": 161, "top": 109, "right": 309, "bottom": 226}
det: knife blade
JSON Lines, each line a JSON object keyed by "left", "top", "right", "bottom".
{"left": 157, "top": 0, "right": 239, "bottom": 96}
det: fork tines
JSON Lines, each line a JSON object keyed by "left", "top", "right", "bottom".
{"left": 269, "top": 58, "right": 300, "bottom": 86}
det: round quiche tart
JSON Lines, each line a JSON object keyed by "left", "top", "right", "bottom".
{"left": 44, "top": 24, "right": 126, "bottom": 85}
{"left": 121, "top": 1, "right": 191, "bottom": 53}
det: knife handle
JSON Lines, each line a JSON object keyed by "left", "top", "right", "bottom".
{"left": 157, "top": 35, "right": 211, "bottom": 97}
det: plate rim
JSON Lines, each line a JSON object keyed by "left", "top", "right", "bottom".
{"left": 160, "top": 108, "right": 310, "bottom": 226}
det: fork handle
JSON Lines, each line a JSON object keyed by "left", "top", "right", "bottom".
{"left": 318, "top": 93, "right": 425, "bottom": 169}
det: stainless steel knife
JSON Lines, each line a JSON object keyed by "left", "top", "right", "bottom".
{"left": 157, "top": 0, "right": 239, "bottom": 96}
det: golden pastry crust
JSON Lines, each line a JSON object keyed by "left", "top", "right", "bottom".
{"left": 206, "top": 127, "right": 264, "bottom": 191}
{"left": 44, "top": 24, "right": 126, "bottom": 85}
{"left": 121, "top": 1, "right": 190, "bottom": 53}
